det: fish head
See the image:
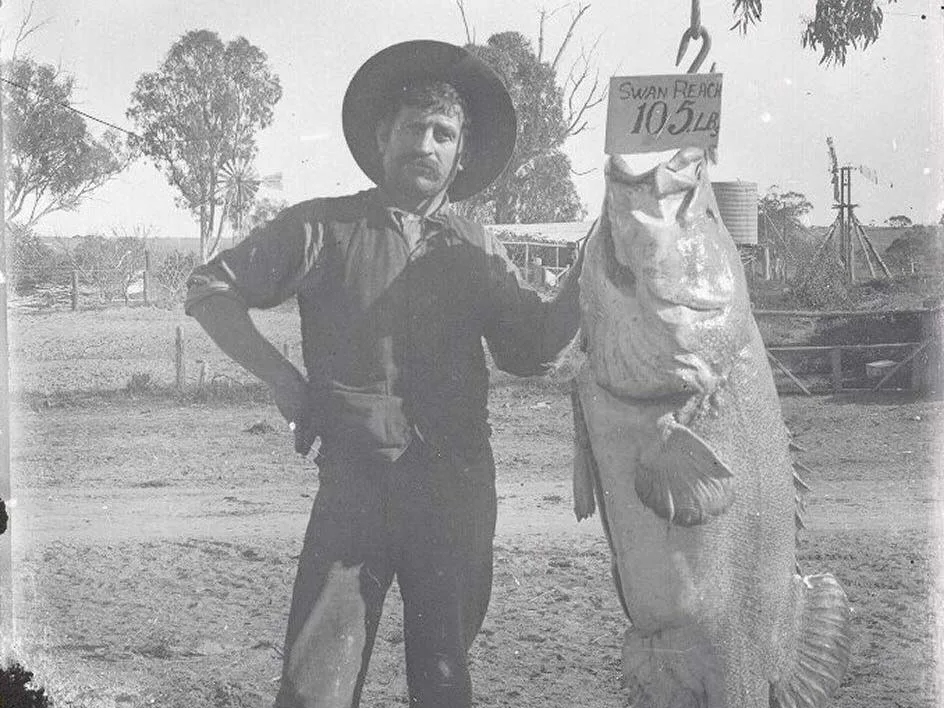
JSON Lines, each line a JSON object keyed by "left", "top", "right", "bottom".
{"left": 605, "top": 149, "right": 737, "bottom": 313}
{"left": 580, "top": 149, "right": 753, "bottom": 399}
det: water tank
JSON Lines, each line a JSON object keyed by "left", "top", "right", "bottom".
{"left": 712, "top": 181, "right": 758, "bottom": 245}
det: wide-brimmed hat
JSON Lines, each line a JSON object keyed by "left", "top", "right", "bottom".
{"left": 342, "top": 39, "right": 517, "bottom": 201}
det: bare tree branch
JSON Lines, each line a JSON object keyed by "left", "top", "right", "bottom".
{"left": 561, "top": 34, "right": 606, "bottom": 140}
{"left": 11, "top": 0, "right": 52, "bottom": 59}
{"left": 565, "top": 71, "right": 604, "bottom": 137}
{"left": 535, "top": 2, "right": 569, "bottom": 62}
{"left": 455, "top": 0, "right": 475, "bottom": 45}
{"left": 550, "top": 3, "right": 589, "bottom": 72}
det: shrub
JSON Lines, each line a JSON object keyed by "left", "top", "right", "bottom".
{"left": 8, "top": 224, "right": 70, "bottom": 295}
{"left": 884, "top": 227, "right": 944, "bottom": 276}
{"left": 154, "top": 250, "right": 198, "bottom": 304}
{"left": 126, "top": 372, "right": 154, "bottom": 394}
{"left": 790, "top": 244, "right": 852, "bottom": 310}
{"left": 70, "top": 234, "right": 147, "bottom": 304}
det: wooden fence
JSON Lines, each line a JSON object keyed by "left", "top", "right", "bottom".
{"left": 754, "top": 306, "right": 943, "bottom": 396}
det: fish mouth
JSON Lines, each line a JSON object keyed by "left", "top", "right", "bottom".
{"left": 648, "top": 291, "right": 730, "bottom": 314}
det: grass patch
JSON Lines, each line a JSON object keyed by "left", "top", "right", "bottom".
{"left": 19, "top": 378, "right": 273, "bottom": 410}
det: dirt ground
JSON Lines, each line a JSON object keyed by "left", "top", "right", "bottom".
{"left": 5, "top": 377, "right": 942, "bottom": 708}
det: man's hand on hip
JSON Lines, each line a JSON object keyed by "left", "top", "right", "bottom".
{"left": 271, "top": 369, "right": 319, "bottom": 456}
{"left": 188, "top": 294, "right": 320, "bottom": 456}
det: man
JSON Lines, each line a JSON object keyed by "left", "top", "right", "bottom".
{"left": 185, "top": 40, "right": 582, "bottom": 708}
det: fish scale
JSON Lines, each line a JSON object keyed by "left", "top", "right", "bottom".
{"left": 573, "top": 148, "right": 852, "bottom": 708}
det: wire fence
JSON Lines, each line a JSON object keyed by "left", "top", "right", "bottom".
{"left": 11, "top": 238, "right": 578, "bottom": 309}
{"left": 9, "top": 248, "right": 196, "bottom": 311}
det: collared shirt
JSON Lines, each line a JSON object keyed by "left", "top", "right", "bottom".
{"left": 186, "top": 188, "right": 579, "bottom": 461}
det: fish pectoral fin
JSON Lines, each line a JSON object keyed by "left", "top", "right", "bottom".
{"left": 571, "top": 385, "right": 597, "bottom": 521}
{"left": 635, "top": 423, "right": 734, "bottom": 526}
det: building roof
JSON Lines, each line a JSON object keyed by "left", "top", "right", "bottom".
{"left": 486, "top": 221, "right": 596, "bottom": 244}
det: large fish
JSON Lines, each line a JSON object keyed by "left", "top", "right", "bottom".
{"left": 572, "top": 147, "right": 852, "bottom": 708}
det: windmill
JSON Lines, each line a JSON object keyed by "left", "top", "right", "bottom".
{"left": 817, "top": 137, "right": 890, "bottom": 282}
{"left": 219, "top": 157, "right": 283, "bottom": 247}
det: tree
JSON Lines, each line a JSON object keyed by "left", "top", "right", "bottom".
{"left": 758, "top": 187, "right": 813, "bottom": 253}
{"left": 2, "top": 56, "right": 130, "bottom": 228}
{"left": 457, "top": 31, "right": 589, "bottom": 224}
{"left": 244, "top": 196, "right": 289, "bottom": 235}
{"left": 127, "top": 30, "right": 282, "bottom": 262}
{"left": 732, "top": 0, "right": 896, "bottom": 66}
{"left": 885, "top": 215, "right": 912, "bottom": 228}
{"left": 452, "top": 2, "right": 603, "bottom": 224}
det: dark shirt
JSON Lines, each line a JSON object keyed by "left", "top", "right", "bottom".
{"left": 186, "top": 189, "right": 578, "bottom": 461}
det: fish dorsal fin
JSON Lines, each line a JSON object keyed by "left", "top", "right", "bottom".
{"left": 793, "top": 459, "right": 813, "bottom": 536}
{"left": 635, "top": 418, "right": 734, "bottom": 526}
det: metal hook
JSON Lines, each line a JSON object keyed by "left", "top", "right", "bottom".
{"left": 675, "top": 26, "right": 712, "bottom": 74}
{"left": 688, "top": 0, "right": 702, "bottom": 36}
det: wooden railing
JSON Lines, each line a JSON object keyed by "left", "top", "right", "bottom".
{"left": 753, "top": 307, "right": 942, "bottom": 396}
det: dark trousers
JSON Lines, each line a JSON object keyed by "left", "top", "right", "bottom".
{"left": 274, "top": 441, "right": 498, "bottom": 708}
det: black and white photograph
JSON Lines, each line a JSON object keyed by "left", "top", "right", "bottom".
{"left": 0, "top": 1, "right": 940, "bottom": 706}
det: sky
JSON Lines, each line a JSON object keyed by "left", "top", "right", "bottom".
{"left": 3, "top": 0, "right": 942, "bottom": 239}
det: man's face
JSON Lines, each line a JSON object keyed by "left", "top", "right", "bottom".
{"left": 376, "top": 104, "right": 464, "bottom": 202}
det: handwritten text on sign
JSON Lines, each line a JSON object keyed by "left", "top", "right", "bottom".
{"left": 605, "top": 74, "right": 723, "bottom": 154}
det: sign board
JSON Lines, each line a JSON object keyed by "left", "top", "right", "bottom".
{"left": 605, "top": 74, "right": 723, "bottom": 154}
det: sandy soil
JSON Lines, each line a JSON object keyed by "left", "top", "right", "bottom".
{"left": 3, "top": 381, "right": 940, "bottom": 708}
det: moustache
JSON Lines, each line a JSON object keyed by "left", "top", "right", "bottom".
{"left": 401, "top": 156, "right": 440, "bottom": 172}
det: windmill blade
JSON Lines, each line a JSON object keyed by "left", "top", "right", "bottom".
{"left": 220, "top": 158, "right": 259, "bottom": 185}
{"left": 235, "top": 180, "right": 260, "bottom": 204}
{"left": 219, "top": 157, "right": 263, "bottom": 205}
{"left": 220, "top": 158, "right": 254, "bottom": 181}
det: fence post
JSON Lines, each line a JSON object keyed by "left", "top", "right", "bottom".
{"left": 523, "top": 243, "right": 530, "bottom": 284}
{"left": 71, "top": 271, "right": 79, "bottom": 311}
{"left": 175, "top": 326, "right": 186, "bottom": 391}
{"left": 830, "top": 347, "right": 843, "bottom": 393}
{"left": 143, "top": 249, "right": 152, "bottom": 306}
{"left": 916, "top": 303, "right": 944, "bottom": 397}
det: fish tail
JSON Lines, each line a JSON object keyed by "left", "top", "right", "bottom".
{"left": 771, "top": 574, "right": 854, "bottom": 708}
